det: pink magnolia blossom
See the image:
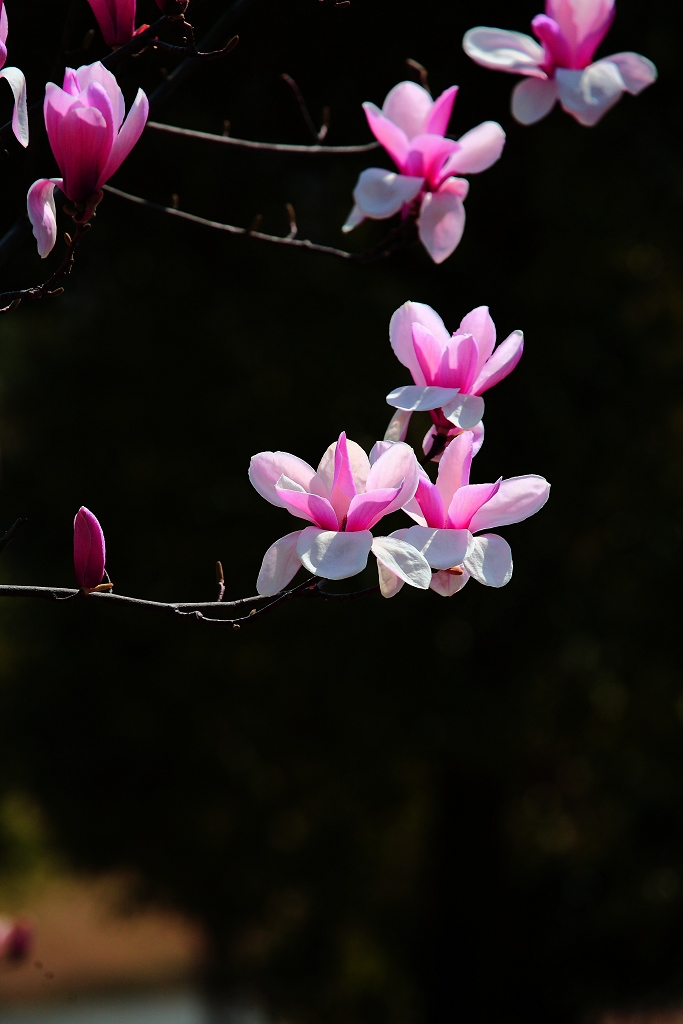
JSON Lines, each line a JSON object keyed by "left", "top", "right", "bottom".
{"left": 379, "top": 431, "right": 550, "bottom": 598}
{"left": 86, "top": 0, "right": 136, "bottom": 47}
{"left": 249, "top": 432, "right": 432, "bottom": 596}
{"left": 342, "top": 81, "right": 505, "bottom": 263}
{"left": 463, "top": 0, "right": 657, "bottom": 126}
{"left": 385, "top": 301, "right": 523, "bottom": 457}
{"left": 74, "top": 506, "right": 107, "bottom": 591}
{"left": 27, "top": 62, "right": 149, "bottom": 257}
{"left": 0, "top": 1, "right": 28, "bottom": 147}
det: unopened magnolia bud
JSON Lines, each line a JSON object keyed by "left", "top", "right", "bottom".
{"left": 74, "top": 507, "right": 106, "bottom": 590}
{"left": 0, "top": 918, "right": 33, "bottom": 964}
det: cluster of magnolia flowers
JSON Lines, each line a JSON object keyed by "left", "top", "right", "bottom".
{"left": 0, "top": 0, "right": 656, "bottom": 266}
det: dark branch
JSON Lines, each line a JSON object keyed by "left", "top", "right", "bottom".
{"left": 0, "top": 577, "right": 381, "bottom": 629}
{"left": 146, "top": 119, "right": 380, "bottom": 154}
{"left": 281, "top": 73, "right": 328, "bottom": 142}
{"left": 103, "top": 184, "right": 417, "bottom": 265}
{"left": 0, "top": 222, "right": 89, "bottom": 314}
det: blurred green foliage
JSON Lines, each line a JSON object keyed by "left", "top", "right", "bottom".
{"left": 1, "top": 0, "right": 683, "bottom": 1021}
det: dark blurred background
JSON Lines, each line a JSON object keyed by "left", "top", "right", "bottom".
{"left": 0, "top": 0, "right": 682, "bottom": 1021}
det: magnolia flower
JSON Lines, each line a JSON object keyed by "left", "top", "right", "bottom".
{"left": 74, "top": 506, "right": 107, "bottom": 591}
{"left": 342, "top": 81, "right": 505, "bottom": 263}
{"left": 86, "top": 0, "right": 136, "bottom": 47}
{"left": 0, "top": 1, "right": 28, "bottom": 147}
{"left": 249, "top": 432, "right": 432, "bottom": 596}
{"left": 27, "top": 62, "right": 149, "bottom": 257}
{"left": 463, "top": 0, "right": 657, "bottom": 126}
{"left": 379, "top": 431, "right": 550, "bottom": 598}
{"left": 385, "top": 301, "right": 523, "bottom": 457}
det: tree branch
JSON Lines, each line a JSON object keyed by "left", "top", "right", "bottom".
{"left": 146, "top": 119, "right": 380, "bottom": 154}
{"left": 102, "top": 184, "right": 416, "bottom": 265}
{"left": 0, "top": 577, "right": 381, "bottom": 629}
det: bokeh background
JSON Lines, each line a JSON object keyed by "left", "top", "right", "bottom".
{"left": 1, "top": 0, "right": 682, "bottom": 1020}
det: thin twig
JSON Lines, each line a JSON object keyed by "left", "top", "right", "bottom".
{"left": 281, "top": 73, "right": 327, "bottom": 142}
{"left": 0, "top": 223, "right": 89, "bottom": 313}
{"left": 102, "top": 185, "right": 356, "bottom": 260}
{"left": 102, "top": 184, "right": 416, "bottom": 265}
{"left": 0, "top": 575, "right": 380, "bottom": 629}
{"left": 146, "top": 119, "right": 380, "bottom": 153}
{"left": 406, "top": 58, "right": 430, "bottom": 95}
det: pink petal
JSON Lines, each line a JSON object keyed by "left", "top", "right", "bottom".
{"left": 377, "top": 560, "right": 406, "bottom": 599}
{"left": 418, "top": 186, "right": 466, "bottom": 264}
{"left": 460, "top": 306, "right": 496, "bottom": 367}
{"left": 316, "top": 436, "right": 370, "bottom": 502}
{"left": 413, "top": 323, "right": 445, "bottom": 384}
{"left": 447, "top": 479, "right": 501, "bottom": 530}
{"left": 342, "top": 204, "right": 365, "bottom": 233}
{"left": 0, "top": 66, "right": 28, "bottom": 146}
{"left": 381, "top": 81, "right": 433, "bottom": 139}
{"left": 275, "top": 479, "right": 339, "bottom": 530}
{"left": 362, "top": 102, "right": 410, "bottom": 168}
{"left": 402, "top": 525, "right": 472, "bottom": 570}
{"left": 27, "top": 177, "right": 63, "bottom": 258}
{"left": 436, "top": 430, "right": 474, "bottom": 508}
{"left": 512, "top": 77, "right": 559, "bottom": 124}
{"left": 98, "top": 87, "right": 148, "bottom": 187}
{"left": 371, "top": 535, "right": 432, "bottom": 589}
{"left": 441, "top": 122, "right": 505, "bottom": 177}
{"left": 74, "top": 506, "right": 106, "bottom": 589}
{"left": 85, "top": 0, "right": 115, "bottom": 46}
{"left": 462, "top": 27, "right": 546, "bottom": 76}
{"left": 468, "top": 474, "right": 550, "bottom": 533}
{"left": 86, "top": 0, "right": 135, "bottom": 47}
{"left": 602, "top": 52, "right": 657, "bottom": 95}
{"left": 389, "top": 301, "right": 451, "bottom": 385}
{"left": 404, "top": 134, "right": 461, "bottom": 188}
{"left": 73, "top": 62, "right": 125, "bottom": 129}
{"left": 471, "top": 330, "right": 524, "bottom": 395}
{"left": 256, "top": 531, "right": 303, "bottom": 596}
{"left": 430, "top": 568, "right": 470, "bottom": 596}
{"left": 546, "top": 0, "right": 614, "bottom": 65}
{"left": 249, "top": 451, "right": 325, "bottom": 507}
{"left": 425, "top": 86, "right": 458, "bottom": 135}
{"left": 325, "top": 431, "right": 358, "bottom": 521}
{"left": 464, "top": 533, "right": 513, "bottom": 587}
{"left": 413, "top": 476, "right": 446, "bottom": 529}
{"left": 531, "top": 14, "right": 573, "bottom": 68}
{"left": 44, "top": 83, "right": 80, "bottom": 176}
{"left": 296, "top": 527, "right": 373, "bottom": 580}
{"left": 58, "top": 105, "right": 107, "bottom": 201}
{"left": 346, "top": 486, "right": 403, "bottom": 532}
{"left": 0, "top": 3, "right": 8, "bottom": 49}
{"left": 450, "top": 333, "right": 480, "bottom": 393}
{"left": 365, "top": 441, "right": 420, "bottom": 508}
{"left": 351, "top": 167, "right": 424, "bottom": 220}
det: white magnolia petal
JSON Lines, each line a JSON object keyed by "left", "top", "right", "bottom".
{"left": 468, "top": 475, "right": 550, "bottom": 533}
{"left": 386, "top": 384, "right": 460, "bottom": 412}
{"left": 603, "top": 52, "right": 657, "bottom": 95}
{"left": 556, "top": 62, "right": 625, "bottom": 126}
{"left": 352, "top": 167, "right": 424, "bottom": 220}
{"left": 441, "top": 392, "right": 485, "bottom": 430}
{"left": 402, "top": 525, "right": 472, "bottom": 570}
{"left": 342, "top": 204, "right": 365, "bottom": 233}
{"left": 511, "top": 77, "right": 559, "bottom": 125}
{"left": 464, "top": 533, "right": 513, "bottom": 587}
{"left": 444, "top": 121, "right": 506, "bottom": 175}
{"left": 296, "top": 527, "right": 372, "bottom": 580}
{"left": 371, "top": 536, "right": 431, "bottom": 589}
{"left": 384, "top": 408, "right": 412, "bottom": 443}
{"left": 377, "top": 559, "right": 406, "bottom": 598}
{"left": 463, "top": 27, "right": 546, "bottom": 75}
{"left": 0, "top": 66, "right": 29, "bottom": 146}
{"left": 430, "top": 568, "right": 470, "bottom": 596}
{"left": 256, "top": 531, "right": 303, "bottom": 596}
{"left": 389, "top": 300, "right": 451, "bottom": 384}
